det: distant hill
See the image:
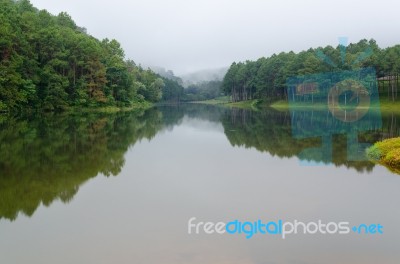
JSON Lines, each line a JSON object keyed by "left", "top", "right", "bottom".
{"left": 145, "top": 65, "right": 228, "bottom": 88}
{"left": 180, "top": 67, "right": 228, "bottom": 87}
{"left": 146, "top": 66, "right": 183, "bottom": 85}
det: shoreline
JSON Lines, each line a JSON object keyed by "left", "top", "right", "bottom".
{"left": 192, "top": 98, "right": 400, "bottom": 113}
{"left": 366, "top": 138, "right": 400, "bottom": 175}
{"left": 0, "top": 102, "right": 153, "bottom": 115}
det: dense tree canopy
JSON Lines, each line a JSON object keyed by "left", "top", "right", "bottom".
{"left": 222, "top": 39, "right": 400, "bottom": 102}
{"left": 0, "top": 0, "right": 185, "bottom": 111}
{"left": 160, "top": 77, "right": 184, "bottom": 102}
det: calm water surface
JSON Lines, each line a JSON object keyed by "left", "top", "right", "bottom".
{"left": 0, "top": 104, "right": 399, "bottom": 264}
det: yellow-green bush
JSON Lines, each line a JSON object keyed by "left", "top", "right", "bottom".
{"left": 366, "top": 138, "right": 400, "bottom": 173}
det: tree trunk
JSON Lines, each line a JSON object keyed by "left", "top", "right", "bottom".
{"left": 392, "top": 76, "right": 395, "bottom": 102}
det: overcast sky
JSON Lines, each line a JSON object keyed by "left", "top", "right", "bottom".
{"left": 30, "top": 0, "right": 400, "bottom": 75}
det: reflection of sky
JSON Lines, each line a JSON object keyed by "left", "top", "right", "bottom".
{"left": 0, "top": 116, "right": 399, "bottom": 264}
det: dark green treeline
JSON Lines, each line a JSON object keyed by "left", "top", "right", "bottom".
{"left": 0, "top": 0, "right": 184, "bottom": 112}
{"left": 222, "top": 39, "right": 400, "bottom": 102}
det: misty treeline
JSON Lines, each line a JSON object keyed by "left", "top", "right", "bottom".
{"left": 153, "top": 66, "right": 224, "bottom": 102}
{"left": 183, "top": 80, "right": 222, "bottom": 101}
{"left": 222, "top": 39, "right": 400, "bottom": 102}
{"left": 0, "top": 0, "right": 184, "bottom": 111}
{"left": 160, "top": 79, "right": 222, "bottom": 102}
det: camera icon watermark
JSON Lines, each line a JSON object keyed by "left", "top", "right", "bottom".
{"left": 286, "top": 39, "right": 382, "bottom": 165}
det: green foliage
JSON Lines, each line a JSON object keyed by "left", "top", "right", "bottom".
{"left": 161, "top": 77, "right": 184, "bottom": 102}
{"left": 0, "top": 0, "right": 163, "bottom": 111}
{"left": 367, "top": 138, "right": 400, "bottom": 158}
{"left": 366, "top": 138, "right": 400, "bottom": 173}
{"left": 147, "top": 78, "right": 164, "bottom": 102}
{"left": 222, "top": 39, "right": 400, "bottom": 103}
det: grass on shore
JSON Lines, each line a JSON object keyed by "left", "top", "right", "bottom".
{"left": 224, "top": 99, "right": 264, "bottom": 109}
{"left": 193, "top": 97, "right": 269, "bottom": 110}
{"left": 71, "top": 101, "right": 152, "bottom": 113}
{"left": 190, "top": 96, "right": 231, "bottom": 105}
{"left": 375, "top": 98, "right": 400, "bottom": 113}
{"left": 269, "top": 100, "right": 330, "bottom": 111}
{"left": 0, "top": 102, "right": 153, "bottom": 115}
{"left": 270, "top": 98, "right": 400, "bottom": 113}
{"left": 366, "top": 138, "right": 400, "bottom": 174}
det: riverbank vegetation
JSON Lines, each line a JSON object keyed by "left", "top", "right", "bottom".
{"left": 221, "top": 39, "right": 400, "bottom": 105}
{"left": 366, "top": 138, "right": 400, "bottom": 173}
{"left": 0, "top": 0, "right": 184, "bottom": 112}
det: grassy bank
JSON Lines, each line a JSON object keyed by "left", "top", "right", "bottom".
{"left": 194, "top": 98, "right": 268, "bottom": 110}
{"left": 0, "top": 102, "right": 153, "bottom": 115}
{"left": 366, "top": 138, "right": 400, "bottom": 174}
{"left": 269, "top": 100, "right": 329, "bottom": 111}
{"left": 376, "top": 98, "right": 400, "bottom": 113}
{"left": 270, "top": 98, "right": 400, "bottom": 113}
{"left": 190, "top": 96, "right": 231, "bottom": 105}
{"left": 224, "top": 99, "right": 264, "bottom": 109}
{"left": 193, "top": 96, "right": 400, "bottom": 113}
{"left": 270, "top": 100, "right": 332, "bottom": 110}
{"left": 72, "top": 102, "right": 153, "bottom": 113}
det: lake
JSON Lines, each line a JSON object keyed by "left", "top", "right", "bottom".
{"left": 0, "top": 104, "right": 399, "bottom": 264}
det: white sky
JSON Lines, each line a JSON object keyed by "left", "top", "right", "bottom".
{"left": 30, "top": 0, "right": 400, "bottom": 75}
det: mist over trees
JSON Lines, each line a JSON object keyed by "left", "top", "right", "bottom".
{"left": 221, "top": 39, "right": 400, "bottom": 102}
{"left": 148, "top": 66, "right": 224, "bottom": 102}
{"left": 146, "top": 66, "right": 185, "bottom": 102}
{"left": 148, "top": 66, "right": 183, "bottom": 85}
{"left": 160, "top": 77, "right": 185, "bottom": 102}
{"left": 183, "top": 80, "right": 222, "bottom": 101}
{"left": 180, "top": 67, "right": 228, "bottom": 87}
{"left": 3, "top": 0, "right": 400, "bottom": 109}
{"left": 0, "top": 0, "right": 187, "bottom": 111}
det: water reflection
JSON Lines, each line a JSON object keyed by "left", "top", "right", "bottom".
{"left": 0, "top": 109, "right": 166, "bottom": 220}
{"left": 1, "top": 104, "right": 399, "bottom": 221}
{"left": 221, "top": 108, "right": 387, "bottom": 172}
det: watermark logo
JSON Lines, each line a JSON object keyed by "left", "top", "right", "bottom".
{"left": 327, "top": 78, "right": 371, "bottom": 122}
{"left": 286, "top": 37, "right": 382, "bottom": 165}
{"left": 188, "top": 217, "right": 384, "bottom": 239}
